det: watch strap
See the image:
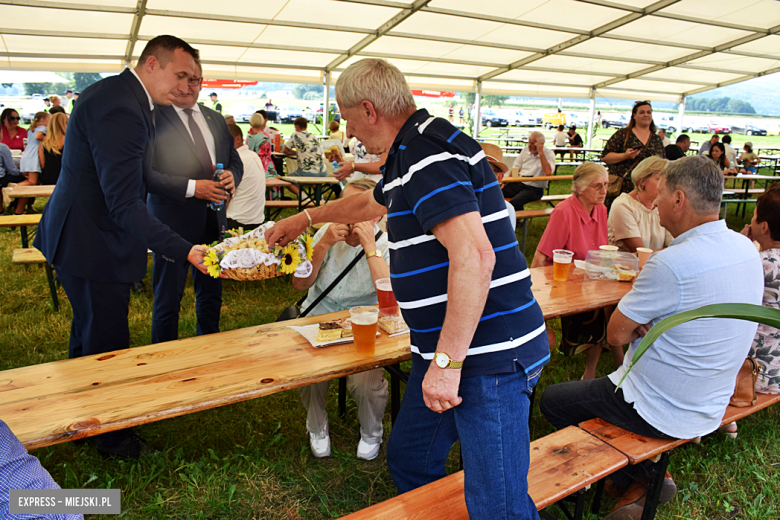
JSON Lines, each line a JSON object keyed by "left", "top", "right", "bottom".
{"left": 366, "top": 249, "right": 382, "bottom": 259}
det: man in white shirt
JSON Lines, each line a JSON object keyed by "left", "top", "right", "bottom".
{"left": 501, "top": 131, "right": 556, "bottom": 210}
{"left": 722, "top": 134, "right": 737, "bottom": 166}
{"left": 541, "top": 155, "right": 762, "bottom": 519}
{"left": 658, "top": 128, "right": 671, "bottom": 147}
{"left": 226, "top": 124, "right": 266, "bottom": 230}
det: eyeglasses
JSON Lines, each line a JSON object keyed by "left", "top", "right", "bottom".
{"left": 634, "top": 100, "right": 651, "bottom": 105}
{"left": 7, "top": 116, "right": 20, "bottom": 121}
{"left": 588, "top": 182, "right": 609, "bottom": 191}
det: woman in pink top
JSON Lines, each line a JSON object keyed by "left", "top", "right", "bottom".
{"left": 532, "top": 162, "right": 621, "bottom": 379}
{"left": 0, "top": 109, "right": 28, "bottom": 151}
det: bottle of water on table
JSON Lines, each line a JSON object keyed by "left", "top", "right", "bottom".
{"left": 208, "top": 163, "right": 226, "bottom": 211}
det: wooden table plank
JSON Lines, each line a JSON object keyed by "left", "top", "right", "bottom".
{"left": 341, "top": 426, "right": 628, "bottom": 519}
{"left": 1, "top": 266, "right": 632, "bottom": 449}
{"left": 0, "top": 214, "right": 41, "bottom": 227}
{"left": 265, "top": 177, "right": 291, "bottom": 188}
{"left": 503, "top": 175, "right": 574, "bottom": 183}
{"left": 579, "top": 418, "right": 690, "bottom": 465}
{"left": 4, "top": 185, "right": 55, "bottom": 198}
{"left": 280, "top": 176, "right": 341, "bottom": 184}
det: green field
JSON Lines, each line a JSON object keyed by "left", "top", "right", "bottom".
{"left": 3, "top": 162, "right": 779, "bottom": 518}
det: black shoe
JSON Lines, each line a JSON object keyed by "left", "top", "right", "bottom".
{"left": 132, "top": 281, "right": 145, "bottom": 293}
{"left": 97, "top": 432, "right": 154, "bottom": 461}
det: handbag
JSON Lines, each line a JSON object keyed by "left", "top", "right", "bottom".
{"left": 729, "top": 357, "right": 759, "bottom": 407}
{"left": 275, "top": 229, "right": 384, "bottom": 322}
{"left": 607, "top": 132, "right": 651, "bottom": 197}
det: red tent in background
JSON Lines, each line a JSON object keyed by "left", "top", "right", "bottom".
{"left": 201, "top": 79, "right": 259, "bottom": 89}
{"left": 411, "top": 90, "right": 456, "bottom": 98}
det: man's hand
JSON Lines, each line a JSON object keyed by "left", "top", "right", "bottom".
{"left": 333, "top": 161, "right": 351, "bottom": 181}
{"left": 533, "top": 140, "right": 545, "bottom": 155}
{"left": 422, "top": 363, "right": 463, "bottom": 413}
{"left": 188, "top": 246, "right": 210, "bottom": 275}
{"left": 194, "top": 180, "right": 228, "bottom": 202}
{"left": 635, "top": 322, "right": 652, "bottom": 338}
{"left": 265, "top": 212, "right": 310, "bottom": 247}
{"left": 217, "top": 169, "right": 235, "bottom": 195}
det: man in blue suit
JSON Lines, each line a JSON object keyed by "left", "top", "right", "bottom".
{"left": 34, "top": 35, "right": 212, "bottom": 459}
{"left": 147, "top": 65, "right": 243, "bottom": 344}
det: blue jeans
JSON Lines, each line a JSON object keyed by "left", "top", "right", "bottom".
{"left": 387, "top": 360, "right": 542, "bottom": 520}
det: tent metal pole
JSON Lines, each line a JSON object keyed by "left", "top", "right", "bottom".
{"left": 474, "top": 80, "right": 482, "bottom": 137}
{"left": 586, "top": 89, "right": 596, "bottom": 149}
{"left": 324, "top": 71, "right": 331, "bottom": 136}
{"left": 677, "top": 95, "right": 686, "bottom": 136}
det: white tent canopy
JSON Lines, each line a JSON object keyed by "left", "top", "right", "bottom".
{"left": 1, "top": 0, "right": 780, "bottom": 102}
{"left": 0, "top": 70, "right": 69, "bottom": 83}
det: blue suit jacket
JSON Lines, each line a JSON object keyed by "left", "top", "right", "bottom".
{"left": 34, "top": 69, "right": 192, "bottom": 283}
{"left": 146, "top": 103, "right": 243, "bottom": 243}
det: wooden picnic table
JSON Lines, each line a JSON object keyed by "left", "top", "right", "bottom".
{"left": 4, "top": 185, "right": 55, "bottom": 199}
{"left": 265, "top": 177, "right": 291, "bottom": 188}
{"left": 280, "top": 175, "right": 341, "bottom": 211}
{"left": 1, "top": 265, "right": 632, "bottom": 450}
{"left": 503, "top": 175, "right": 574, "bottom": 183}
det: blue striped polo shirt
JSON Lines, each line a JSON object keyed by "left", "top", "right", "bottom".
{"left": 373, "top": 109, "right": 549, "bottom": 378}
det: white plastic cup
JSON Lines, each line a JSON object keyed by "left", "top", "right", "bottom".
{"left": 636, "top": 247, "right": 653, "bottom": 269}
{"left": 599, "top": 245, "right": 619, "bottom": 252}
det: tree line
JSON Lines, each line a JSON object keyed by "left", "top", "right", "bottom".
{"left": 686, "top": 96, "right": 756, "bottom": 114}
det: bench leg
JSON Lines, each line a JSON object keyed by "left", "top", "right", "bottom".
{"left": 550, "top": 488, "right": 586, "bottom": 520}
{"left": 20, "top": 225, "right": 28, "bottom": 249}
{"left": 641, "top": 451, "right": 671, "bottom": 520}
{"left": 338, "top": 376, "right": 347, "bottom": 417}
{"left": 521, "top": 218, "right": 530, "bottom": 256}
{"left": 591, "top": 478, "right": 606, "bottom": 515}
{"left": 44, "top": 263, "right": 59, "bottom": 311}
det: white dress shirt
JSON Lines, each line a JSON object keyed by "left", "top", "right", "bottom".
{"left": 511, "top": 146, "right": 556, "bottom": 188}
{"left": 227, "top": 145, "right": 266, "bottom": 225}
{"left": 173, "top": 103, "right": 217, "bottom": 198}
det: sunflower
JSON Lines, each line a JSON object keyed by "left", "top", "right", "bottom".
{"left": 302, "top": 234, "right": 314, "bottom": 261}
{"left": 202, "top": 249, "right": 222, "bottom": 278}
{"left": 279, "top": 243, "right": 301, "bottom": 275}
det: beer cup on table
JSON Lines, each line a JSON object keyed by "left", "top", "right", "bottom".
{"left": 636, "top": 247, "right": 653, "bottom": 269}
{"left": 375, "top": 278, "right": 398, "bottom": 316}
{"left": 552, "top": 249, "right": 574, "bottom": 282}
{"left": 350, "top": 306, "right": 379, "bottom": 358}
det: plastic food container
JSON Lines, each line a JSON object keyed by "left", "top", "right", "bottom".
{"left": 584, "top": 250, "right": 639, "bottom": 282}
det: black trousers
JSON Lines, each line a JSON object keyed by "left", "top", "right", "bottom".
{"left": 501, "top": 183, "right": 544, "bottom": 211}
{"left": 151, "top": 211, "right": 222, "bottom": 344}
{"left": 539, "top": 377, "right": 674, "bottom": 489}
{"left": 56, "top": 268, "right": 134, "bottom": 449}
{"left": 226, "top": 217, "right": 262, "bottom": 232}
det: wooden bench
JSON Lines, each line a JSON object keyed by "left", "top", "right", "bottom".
{"left": 339, "top": 426, "right": 628, "bottom": 520}
{"left": 12, "top": 248, "right": 59, "bottom": 311}
{"left": 0, "top": 213, "right": 41, "bottom": 248}
{"left": 516, "top": 208, "right": 554, "bottom": 254}
{"left": 264, "top": 199, "right": 319, "bottom": 220}
{"left": 580, "top": 392, "right": 780, "bottom": 519}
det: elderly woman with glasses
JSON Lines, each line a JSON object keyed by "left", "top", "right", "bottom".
{"left": 601, "top": 101, "right": 665, "bottom": 207}
{"left": 532, "top": 163, "right": 622, "bottom": 379}
{"left": 0, "top": 108, "right": 28, "bottom": 151}
{"left": 608, "top": 156, "right": 673, "bottom": 253}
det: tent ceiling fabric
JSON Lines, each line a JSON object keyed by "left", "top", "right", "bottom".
{"left": 1, "top": 0, "right": 780, "bottom": 100}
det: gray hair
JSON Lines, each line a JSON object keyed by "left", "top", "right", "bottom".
{"left": 631, "top": 156, "right": 668, "bottom": 188}
{"left": 335, "top": 59, "right": 416, "bottom": 118}
{"left": 572, "top": 162, "right": 607, "bottom": 194}
{"left": 660, "top": 155, "right": 723, "bottom": 215}
{"left": 529, "top": 131, "right": 545, "bottom": 144}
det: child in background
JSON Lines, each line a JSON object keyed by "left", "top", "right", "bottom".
{"left": 738, "top": 141, "right": 760, "bottom": 174}
{"left": 554, "top": 124, "right": 567, "bottom": 160}
{"left": 328, "top": 120, "right": 346, "bottom": 145}
{"left": 38, "top": 112, "right": 67, "bottom": 186}
{"left": 13, "top": 111, "right": 50, "bottom": 214}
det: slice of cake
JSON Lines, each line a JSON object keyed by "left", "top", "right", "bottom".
{"left": 316, "top": 321, "right": 343, "bottom": 342}
{"left": 378, "top": 313, "right": 409, "bottom": 335}
{"left": 340, "top": 319, "right": 353, "bottom": 338}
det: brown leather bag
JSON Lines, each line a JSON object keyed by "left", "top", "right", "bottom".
{"left": 730, "top": 357, "right": 759, "bottom": 407}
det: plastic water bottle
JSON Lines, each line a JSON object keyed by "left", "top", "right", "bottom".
{"left": 208, "top": 163, "right": 226, "bottom": 211}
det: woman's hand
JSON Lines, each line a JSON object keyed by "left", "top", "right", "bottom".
{"left": 350, "top": 221, "right": 377, "bottom": 252}
{"left": 624, "top": 148, "right": 641, "bottom": 160}
{"left": 321, "top": 223, "right": 350, "bottom": 249}
{"left": 741, "top": 224, "right": 752, "bottom": 239}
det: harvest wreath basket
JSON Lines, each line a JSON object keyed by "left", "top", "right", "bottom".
{"left": 201, "top": 222, "right": 313, "bottom": 280}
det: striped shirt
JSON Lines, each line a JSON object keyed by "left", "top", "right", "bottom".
{"left": 373, "top": 109, "right": 549, "bottom": 378}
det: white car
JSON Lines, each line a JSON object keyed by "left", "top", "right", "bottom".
{"left": 277, "top": 104, "right": 304, "bottom": 124}
{"left": 229, "top": 102, "right": 256, "bottom": 123}
{"left": 565, "top": 113, "right": 588, "bottom": 129}
{"left": 21, "top": 95, "right": 47, "bottom": 124}
{"left": 503, "top": 109, "right": 536, "bottom": 127}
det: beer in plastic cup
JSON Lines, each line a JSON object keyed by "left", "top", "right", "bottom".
{"left": 375, "top": 278, "right": 398, "bottom": 316}
{"left": 552, "top": 249, "right": 574, "bottom": 281}
{"left": 350, "top": 306, "right": 379, "bottom": 358}
{"left": 637, "top": 247, "right": 653, "bottom": 269}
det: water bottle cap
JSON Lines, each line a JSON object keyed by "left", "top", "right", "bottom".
{"left": 216, "top": 163, "right": 223, "bottom": 169}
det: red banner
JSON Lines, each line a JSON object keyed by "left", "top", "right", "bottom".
{"left": 201, "top": 79, "right": 259, "bottom": 89}
{"left": 411, "top": 89, "right": 456, "bottom": 98}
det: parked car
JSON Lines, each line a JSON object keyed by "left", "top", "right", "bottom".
{"left": 543, "top": 112, "right": 566, "bottom": 130}
{"left": 656, "top": 116, "right": 677, "bottom": 133}
{"left": 689, "top": 120, "right": 710, "bottom": 133}
{"left": 565, "top": 113, "right": 588, "bottom": 129}
{"left": 731, "top": 123, "right": 766, "bottom": 136}
{"left": 230, "top": 102, "right": 257, "bottom": 123}
{"left": 20, "top": 94, "right": 47, "bottom": 124}
{"left": 305, "top": 102, "right": 341, "bottom": 124}
{"left": 707, "top": 122, "right": 731, "bottom": 134}
{"left": 277, "top": 104, "right": 304, "bottom": 124}
{"left": 503, "top": 109, "right": 536, "bottom": 127}
{"left": 601, "top": 114, "right": 628, "bottom": 129}
{"left": 481, "top": 109, "right": 508, "bottom": 128}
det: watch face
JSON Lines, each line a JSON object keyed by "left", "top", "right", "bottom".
{"left": 435, "top": 353, "right": 448, "bottom": 368}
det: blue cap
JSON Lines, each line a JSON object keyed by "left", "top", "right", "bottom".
{"left": 216, "top": 163, "right": 223, "bottom": 169}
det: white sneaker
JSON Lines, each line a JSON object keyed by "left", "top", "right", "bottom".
{"left": 357, "top": 438, "right": 381, "bottom": 461}
{"left": 308, "top": 426, "right": 331, "bottom": 458}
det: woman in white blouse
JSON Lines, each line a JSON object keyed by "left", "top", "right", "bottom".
{"left": 608, "top": 156, "right": 673, "bottom": 253}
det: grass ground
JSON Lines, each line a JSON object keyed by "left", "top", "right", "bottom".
{"left": 2, "top": 167, "right": 779, "bottom": 519}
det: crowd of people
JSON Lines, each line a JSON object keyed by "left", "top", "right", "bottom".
{"left": 2, "top": 37, "right": 779, "bottom": 520}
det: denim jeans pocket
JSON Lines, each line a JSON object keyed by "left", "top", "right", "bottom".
{"left": 525, "top": 366, "right": 543, "bottom": 392}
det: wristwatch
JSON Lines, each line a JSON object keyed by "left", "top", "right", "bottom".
{"left": 365, "top": 249, "right": 382, "bottom": 259}
{"left": 434, "top": 351, "right": 464, "bottom": 369}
